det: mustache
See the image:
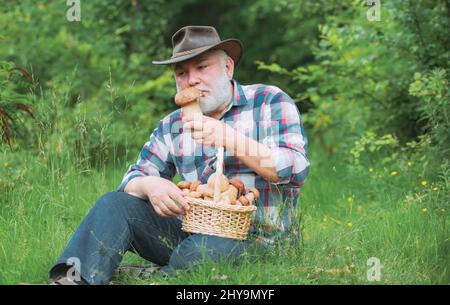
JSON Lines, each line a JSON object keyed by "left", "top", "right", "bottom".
{"left": 195, "top": 85, "right": 211, "bottom": 92}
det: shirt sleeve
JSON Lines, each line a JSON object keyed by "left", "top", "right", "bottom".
{"left": 261, "top": 91, "right": 310, "bottom": 187}
{"left": 117, "top": 120, "right": 176, "bottom": 192}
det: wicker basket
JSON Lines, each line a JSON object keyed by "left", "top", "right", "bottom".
{"left": 182, "top": 197, "right": 257, "bottom": 240}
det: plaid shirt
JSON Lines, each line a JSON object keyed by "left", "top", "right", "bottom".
{"left": 118, "top": 80, "right": 309, "bottom": 239}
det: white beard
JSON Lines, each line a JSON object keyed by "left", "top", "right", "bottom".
{"left": 197, "top": 72, "right": 232, "bottom": 115}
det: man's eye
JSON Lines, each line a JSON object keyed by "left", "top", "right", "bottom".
{"left": 176, "top": 71, "right": 185, "bottom": 76}
{"left": 198, "top": 65, "right": 207, "bottom": 70}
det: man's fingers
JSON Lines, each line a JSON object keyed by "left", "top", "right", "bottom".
{"left": 159, "top": 203, "right": 177, "bottom": 217}
{"left": 171, "top": 192, "right": 190, "bottom": 211}
{"left": 191, "top": 130, "right": 204, "bottom": 140}
{"left": 152, "top": 204, "right": 164, "bottom": 217}
{"left": 183, "top": 113, "right": 204, "bottom": 122}
{"left": 150, "top": 200, "right": 169, "bottom": 217}
{"left": 184, "top": 119, "right": 203, "bottom": 131}
{"left": 151, "top": 197, "right": 177, "bottom": 217}
{"left": 169, "top": 184, "right": 190, "bottom": 211}
{"left": 161, "top": 196, "right": 185, "bottom": 216}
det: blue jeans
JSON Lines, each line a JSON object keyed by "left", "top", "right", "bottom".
{"left": 49, "top": 192, "right": 256, "bottom": 285}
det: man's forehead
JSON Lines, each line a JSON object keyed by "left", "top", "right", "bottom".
{"left": 173, "top": 52, "right": 215, "bottom": 69}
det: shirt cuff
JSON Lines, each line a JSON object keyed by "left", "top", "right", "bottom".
{"left": 117, "top": 173, "right": 146, "bottom": 192}
{"left": 270, "top": 147, "right": 295, "bottom": 185}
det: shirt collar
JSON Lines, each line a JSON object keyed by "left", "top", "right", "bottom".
{"left": 216, "top": 80, "right": 248, "bottom": 120}
{"left": 231, "top": 79, "right": 249, "bottom": 106}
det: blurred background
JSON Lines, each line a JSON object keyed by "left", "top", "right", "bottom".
{"left": 1, "top": 0, "right": 448, "bottom": 167}
{"left": 0, "top": 0, "right": 448, "bottom": 284}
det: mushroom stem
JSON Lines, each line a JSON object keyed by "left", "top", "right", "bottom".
{"left": 213, "top": 147, "right": 224, "bottom": 202}
{"left": 219, "top": 185, "right": 238, "bottom": 204}
{"left": 244, "top": 192, "right": 255, "bottom": 203}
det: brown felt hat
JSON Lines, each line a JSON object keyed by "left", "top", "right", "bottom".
{"left": 152, "top": 25, "right": 243, "bottom": 66}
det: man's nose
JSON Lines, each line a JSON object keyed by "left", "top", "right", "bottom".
{"left": 187, "top": 71, "right": 201, "bottom": 87}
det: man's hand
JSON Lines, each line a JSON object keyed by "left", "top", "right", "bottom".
{"left": 124, "top": 176, "right": 190, "bottom": 217}
{"left": 183, "top": 114, "right": 236, "bottom": 147}
{"left": 183, "top": 113, "right": 280, "bottom": 182}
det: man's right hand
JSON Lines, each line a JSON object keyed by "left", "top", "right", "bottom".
{"left": 124, "top": 176, "right": 190, "bottom": 217}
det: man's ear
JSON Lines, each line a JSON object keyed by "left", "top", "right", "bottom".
{"left": 225, "top": 56, "right": 235, "bottom": 79}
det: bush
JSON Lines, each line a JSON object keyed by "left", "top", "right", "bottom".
{"left": 257, "top": 1, "right": 448, "bottom": 181}
{"left": 409, "top": 69, "right": 449, "bottom": 158}
{"left": 0, "top": 61, "right": 38, "bottom": 146}
{"left": 0, "top": 1, "right": 182, "bottom": 168}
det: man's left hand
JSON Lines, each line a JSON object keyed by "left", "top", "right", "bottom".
{"left": 183, "top": 114, "right": 236, "bottom": 148}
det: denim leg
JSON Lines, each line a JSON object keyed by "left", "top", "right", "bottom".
{"left": 49, "top": 191, "right": 189, "bottom": 285}
{"left": 160, "top": 233, "right": 250, "bottom": 275}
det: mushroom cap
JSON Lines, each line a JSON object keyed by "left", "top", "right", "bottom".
{"left": 186, "top": 191, "right": 202, "bottom": 198}
{"left": 218, "top": 195, "right": 231, "bottom": 205}
{"left": 220, "top": 187, "right": 238, "bottom": 205}
{"left": 238, "top": 195, "right": 250, "bottom": 206}
{"left": 228, "top": 178, "right": 245, "bottom": 197}
{"left": 203, "top": 195, "right": 214, "bottom": 201}
{"left": 174, "top": 87, "right": 203, "bottom": 106}
{"left": 207, "top": 173, "right": 229, "bottom": 192}
{"left": 189, "top": 180, "right": 201, "bottom": 192}
{"left": 248, "top": 188, "right": 260, "bottom": 200}
{"left": 196, "top": 184, "right": 214, "bottom": 197}
{"left": 177, "top": 181, "right": 192, "bottom": 190}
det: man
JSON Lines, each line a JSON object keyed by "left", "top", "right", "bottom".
{"left": 49, "top": 26, "right": 309, "bottom": 285}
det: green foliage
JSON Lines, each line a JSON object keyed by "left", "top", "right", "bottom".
{"left": 293, "top": 2, "right": 424, "bottom": 148}
{"left": 350, "top": 132, "right": 399, "bottom": 168}
{"left": 409, "top": 69, "right": 450, "bottom": 158}
{"left": 0, "top": 0, "right": 182, "bottom": 167}
{"left": 0, "top": 61, "right": 37, "bottom": 145}
{"left": 0, "top": 0, "right": 448, "bottom": 285}
{"left": 256, "top": 0, "right": 448, "bottom": 181}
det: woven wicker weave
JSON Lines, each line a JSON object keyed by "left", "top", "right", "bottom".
{"left": 182, "top": 197, "right": 257, "bottom": 240}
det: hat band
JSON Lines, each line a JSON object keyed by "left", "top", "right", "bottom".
{"left": 172, "top": 45, "right": 215, "bottom": 58}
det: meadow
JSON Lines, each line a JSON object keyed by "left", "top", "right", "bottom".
{"left": 1, "top": 142, "right": 447, "bottom": 284}
{"left": 0, "top": 0, "right": 448, "bottom": 285}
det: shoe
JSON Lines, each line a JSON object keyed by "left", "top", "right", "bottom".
{"left": 49, "top": 276, "right": 84, "bottom": 285}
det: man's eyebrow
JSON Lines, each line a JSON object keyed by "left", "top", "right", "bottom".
{"left": 173, "top": 55, "right": 211, "bottom": 70}
{"left": 173, "top": 63, "right": 185, "bottom": 71}
{"left": 194, "top": 55, "right": 211, "bottom": 63}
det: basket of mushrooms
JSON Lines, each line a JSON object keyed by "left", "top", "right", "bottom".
{"left": 178, "top": 173, "right": 258, "bottom": 240}
{"left": 175, "top": 86, "right": 258, "bottom": 240}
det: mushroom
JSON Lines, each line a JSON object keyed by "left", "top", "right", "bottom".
{"left": 229, "top": 178, "right": 245, "bottom": 198}
{"left": 203, "top": 195, "right": 214, "bottom": 201}
{"left": 218, "top": 178, "right": 244, "bottom": 205}
{"left": 217, "top": 195, "right": 231, "bottom": 205}
{"left": 177, "top": 181, "right": 191, "bottom": 190}
{"left": 197, "top": 184, "right": 214, "bottom": 198}
{"left": 219, "top": 186, "right": 238, "bottom": 204}
{"left": 174, "top": 87, "right": 204, "bottom": 116}
{"left": 206, "top": 173, "right": 229, "bottom": 192}
{"left": 189, "top": 180, "right": 201, "bottom": 192}
{"left": 244, "top": 188, "right": 260, "bottom": 204}
{"left": 238, "top": 195, "right": 250, "bottom": 206}
{"left": 186, "top": 191, "right": 202, "bottom": 198}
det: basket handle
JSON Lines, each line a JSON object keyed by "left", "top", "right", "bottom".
{"left": 213, "top": 146, "right": 224, "bottom": 203}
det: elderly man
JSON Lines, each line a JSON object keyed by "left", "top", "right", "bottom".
{"left": 49, "top": 26, "right": 309, "bottom": 285}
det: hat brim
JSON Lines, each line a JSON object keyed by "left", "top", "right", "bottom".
{"left": 152, "top": 39, "right": 243, "bottom": 66}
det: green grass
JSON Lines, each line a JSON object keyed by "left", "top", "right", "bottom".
{"left": 0, "top": 144, "right": 448, "bottom": 284}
